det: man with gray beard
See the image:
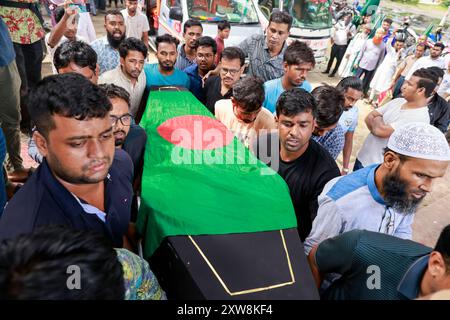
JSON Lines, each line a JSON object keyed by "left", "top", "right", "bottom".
{"left": 304, "top": 122, "right": 450, "bottom": 255}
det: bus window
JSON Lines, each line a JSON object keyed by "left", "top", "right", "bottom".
{"left": 283, "top": 0, "right": 331, "bottom": 29}
{"left": 187, "top": 0, "right": 259, "bottom": 23}
{"left": 257, "top": 0, "right": 279, "bottom": 19}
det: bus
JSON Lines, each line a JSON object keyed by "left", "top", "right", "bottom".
{"left": 253, "top": 0, "right": 332, "bottom": 61}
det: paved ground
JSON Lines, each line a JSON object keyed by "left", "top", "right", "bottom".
{"left": 32, "top": 5, "right": 450, "bottom": 248}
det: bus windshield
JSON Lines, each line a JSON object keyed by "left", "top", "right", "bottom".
{"left": 187, "top": 0, "right": 259, "bottom": 24}
{"left": 283, "top": 0, "right": 332, "bottom": 29}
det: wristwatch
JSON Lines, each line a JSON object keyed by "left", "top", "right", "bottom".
{"left": 342, "top": 168, "right": 350, "bottom": 173}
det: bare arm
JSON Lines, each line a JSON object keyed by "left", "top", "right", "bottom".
{"left": 142, "top": 31, "right": 149, "bottom": 51}
{"left": 341, "top": 131, "right": 354, "bottom": 175}
{"left": 307, "top": 245, "right": 322, "bottom": 288}
{"left": 364, "top": 109, "right": 382, "bottom": 131}
{"left": 48, "top": 2, "right": 77, "bottom": 48}
{"left": 370, "top": 116, "right": 394, "bottom": 138}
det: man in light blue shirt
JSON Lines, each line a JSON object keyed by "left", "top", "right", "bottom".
{"left": 263, "top": 41, "right": 315, "bottom": 113}
{"left": 144, "top": 34, "right": 190, "bottom": 90}
{"left": 304, "top": 122, "right": 450, "bottom": 255}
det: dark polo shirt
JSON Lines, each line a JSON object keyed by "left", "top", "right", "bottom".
{"left": 0, "top": 149, "right": 133, "bottom": 247}
{"left": 204, "top": 75, "right": 232, "bottom": 113}
{"left": 315, "top": 230, "right": 432, "bottom": 300}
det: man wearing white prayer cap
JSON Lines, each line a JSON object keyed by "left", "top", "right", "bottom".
{"left": 304, "top": 122, "right": 450, "bottom": 255}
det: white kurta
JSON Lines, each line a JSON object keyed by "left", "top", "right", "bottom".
{"left": 338, "top": 32, "right": 368, "bottom": 77}
{"left": 369, "top": 39, "right": 402, "bottom": 93}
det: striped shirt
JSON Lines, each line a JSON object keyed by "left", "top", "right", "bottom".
{"left": 239, "top": 34, "right": 287, "bottom": 82}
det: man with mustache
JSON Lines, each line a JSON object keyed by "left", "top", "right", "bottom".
{"left": 304, "top": 122, "right": 450, "bottom": 256}
{"left": 143, "top": 34, "right": 190, "bottom": 90}
{"left": 90, "top": 10, "right": 126, "bottom": 75}
{"left": 174, "top": 19, "right": 203, "bottom": 71}
{"left": 184, "top": 36, "right": 217, "bottom": 104}
{"left": 98, "top": 83, "right": 147, "bottom": 193}
{"left": 215, "top": 76, "right": 276, "bottom": 148}
{"left": 263, "top": 41, "right": 314, "bottom": 114}
{"left": 204, "top": 46, "right": 245, "bottom": 113}
{"left": 0, "top": 73, "right": 133, "bottom": 247}
{"left": 405, "top": 42, "right": 446, "bottom": 81}
{"left": 99, "top": 37, "right": 147, "bottom": 117}
{"left": 252, "top": 88, "right": 340, "bottom": 241}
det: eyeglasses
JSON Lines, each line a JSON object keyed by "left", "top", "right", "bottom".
{"left": 197, "top": 53, "right": 214, "bottom": 60}
{"left": 110, "top": 113, "right": 132, "bottom": 126}
{"left": 221, "top": 67, "right": 240, "bottom": 76}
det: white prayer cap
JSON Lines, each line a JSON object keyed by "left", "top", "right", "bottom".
{"left": 387, "top": 122, "right": 450, "bottom": 161}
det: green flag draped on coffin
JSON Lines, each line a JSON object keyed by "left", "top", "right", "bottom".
{"left": 136, "top": 90, "right": 297, "bottom": 258}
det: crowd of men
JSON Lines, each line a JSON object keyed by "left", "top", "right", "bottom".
{"left": 0, "top": 0, "right": 450, "bottom": 300}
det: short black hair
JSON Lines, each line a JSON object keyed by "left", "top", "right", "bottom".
{"left": 428, "top": 66, "right": 445, "bottom": 80}
{"left": 311, "top": 85, "right": 344, "bottom": 129}
{"left": 0, "top": 226, "right": 124, "bottom": 300}
{"left": 54, "top": 6, "right": 66, "bottom": 23}
{"left": 220, "top": 46, "right": 245, "bottom": 66}
{"left": 218, "top": 20, "right": 231, "bottom": 31}
{"left": 155, "top": 33, "right": 180, "bottom": 50}
{"left": 284, "top": 40, "right": 315, "bottom": 66}
{"left": 233, "top": 76, "right": 265, "bottom": 112}
{"left": 54, "top": 40, "right": 97, "bottom": 73}
{"left": 433, "top": 42, "right": 446, "bottom": 51}
{"left": 197, "top": 36, "right": 217, "bottom": 55}
{"left": 434, "top": 225, "right": 450, "bottom": 270}
{"left": 105, "top": 9, "right": 124, "bottom": 21}
{"left": 118, "top": 37, "right": 148, "bottom": 59}
{"left": 269, "top": 10, "right": 293, "bottom": 30}
{"left": 412, "top": 68, "right": 438, "bottom": 98}
{"left": 27, "top": 73, "right": 112, "bottom": 138}
{"left": 98, "top": 83, "right": 130, "bottom": 107}
{"left": 383, "top": 18, "right": 393, "bottom": 25}
{"left": 183, "top": 19, "right": 203, "bottom": 34}
{"left": 336, "top": 76, "right": 363, "bottom": 93}
{"left": 276, "top": 88, "right": 317, "bottom": 118}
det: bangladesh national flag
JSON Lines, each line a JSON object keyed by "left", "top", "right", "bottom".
{"left": 136, "top": 89, "right": 297, "bottom": 258}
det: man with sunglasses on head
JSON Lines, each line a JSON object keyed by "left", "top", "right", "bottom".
{"left": 215, "top": 76, "right": 276, "bottom": 148}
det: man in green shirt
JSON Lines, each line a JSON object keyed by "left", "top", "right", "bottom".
{"left": 308, "top": 226, "right": 450, "bottom": 300}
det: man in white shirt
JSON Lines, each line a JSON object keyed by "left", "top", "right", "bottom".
{"left": 215, "top": 76, "right": 276, "bottom": 148}
{"left": 322, "top": 13, "right": 356, "bottom": 77}
{"left": 355, "top": 68, "right": 437, "bottom": 170}
{"left": 99, "top": 38, "right": 147, "bottom": 117}
{"left": 121, "top": 0, "right": 150, "bottom": 49}
{"left": 405, "top": 42, "right": 446, "bottom": 80}
{"left": 45, "top": 6, "right": 86, "bottom": 74}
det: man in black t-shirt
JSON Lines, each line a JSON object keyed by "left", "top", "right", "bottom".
{"left": 252, "top": 88, "right": 340, "bottom": 241}
{"left": 204, "top": 47, "right": 245, "bottom": 113}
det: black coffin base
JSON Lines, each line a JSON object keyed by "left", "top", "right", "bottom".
{"left": 148, "top": 228, "right": 319, "bottom": 300}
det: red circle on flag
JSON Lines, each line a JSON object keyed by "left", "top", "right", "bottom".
{"left": 157, "top": 115, "right": 234, "bottom": 150}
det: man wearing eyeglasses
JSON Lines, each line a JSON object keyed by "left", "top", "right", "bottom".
{"left": 215, "top": 76, "right": 276, "bottom": 148}
{"left": 204, "top": 47, "right": 245, "bottom": 113}
{"left": 184, "top": 36, "right": 217, "bottom": 104}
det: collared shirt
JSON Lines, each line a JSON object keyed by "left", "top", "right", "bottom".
{"left": 214, "top": 99, "right": 276, "bottom": 148}
{"left": 312, "top": 124, "right": 345, "bottom": 160}
{"left": 314, "top": 229, "right": 431, "bottom": 300}
{"left": 121, "top": 8, "right": 149, "bottom": 40}
{"left": 0, "top": 149, "right": 133, "bottom": 247}
{"left": 90, "top": 36, "right": 120, "bottom": 75}
{"left": 339, "top": 106, "right": 359, "bottom": 133}
{"left": 304, "top": 165, "right": 415, "bottom": 255}
{"left": 356, "top": 38, "right": 385, "bottom": 71}
{"left": 144, "top": 63, "right": 190, "bottom": 90}
{"left": 0, "top": 0, "right": 45, "bottom": 44}
{"left": 263, "top": 77, "right": 312, "bottom": 114}
{"left": 99, "top": 65, "right": 147, "bottom": 116}
{"left": 332, "top": 20, "right": 355, "bottom": 46}
{"left": 174, "top": 44, "right": 195, "bottom": 71}
{"left": 239, "top": 34, "right": 287, "bottom": 82}
{"left": 357, "top": 98, "right": 430, "bottom": 167}
{"left": 0, "top": 16, "right": 15, "bottom": 66}
{"left": 204, "top": 75, "right": 232, "bottom": 113}
{"left": 184, "top": 63, "right": 208, "bottom": 104}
